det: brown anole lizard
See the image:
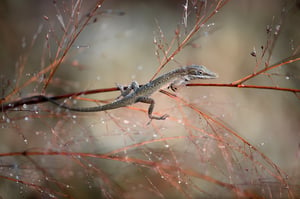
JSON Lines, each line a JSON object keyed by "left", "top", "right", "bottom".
{"left": 45, "top": 65, "right": 217, "bottom": 121}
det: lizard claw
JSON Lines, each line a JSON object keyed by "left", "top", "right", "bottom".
{"left": 160, "top": 114, "right": 169, "bottom": 120}
{"left": 168, "top": 84, "right": 178, "bottom": 92}
{"left": 147, "top": 114, "right": 169, "bottom": 125}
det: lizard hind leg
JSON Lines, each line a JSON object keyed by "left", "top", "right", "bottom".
{"left": 136, "top": 97, "right": 169, "bottom": 122}
{"left": 116, "top": 81, "right": 140, "bottom": 99}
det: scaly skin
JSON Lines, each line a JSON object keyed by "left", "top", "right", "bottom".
{"left": 46, "top": 65, "right": 217, "bottom": 120}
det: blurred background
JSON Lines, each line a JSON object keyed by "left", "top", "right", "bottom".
{"left": 0, "top": 0, "right": 299, "bottom": 198}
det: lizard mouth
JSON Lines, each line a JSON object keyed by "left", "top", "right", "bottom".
{"left": 203, "top": 72, "right": 218, "bottom": 79}
{"left": 188, "top": 72, "right": 218, "bottom": 80}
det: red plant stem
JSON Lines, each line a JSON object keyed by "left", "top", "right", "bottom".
{"left": 188, "top": 83, "right": 300, "bottom": 93}
{"left": 43, "top": 0, "right": 106, "bottom": 90}
{"left": 0, "top": 150, "right": 243, "bottom": 194}
{"left": 232, "top": 54, "right": 300, "bottom": 85}
{"left": 0, "top": 174, "right": 69, "bottom": 198}
{"left": 1, "top": 81, "right": 299, "bottom": 112}
{"left": 150, "top": 0, "right": 230, "bottom": 80}
{"left": 1, "top": 1, "right": 106, "bottom": 104}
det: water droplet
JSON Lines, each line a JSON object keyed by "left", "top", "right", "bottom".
{"left": 207, "top": 22, "right": 215, "bottom": 28}
{"left": 285, "top": 175, "right": 289, "bottom": 180}
{"left": 131, "top": 74, "right": 136, "bottom": 79}
{"left": 76, "top": 44, "right": 90, "bottom": 49}
{"left": 153, "top": 134, "right": 157, "bottom": 138}
{"left": 22, "top": 37, "right": 26, "bottom": 48}
{"left": 23, "top": 139, "right": 28, "bottom": 144}
{"left": 285, "top": 76, "right": 290, "bottom": 80}
{"left": 165, "top": 144, "right": 169, "bottom": 148}
{"left": 24, "top": 117, "right": 29, "bottom": 121}
{"left": 137, "top": 65, "right": 143, "bottom": 70}
{"left": 123, "top": 120, "right": 130, "bottom": 124}
{"left": 23, "top": 104, "right": 28, "bottom": 109}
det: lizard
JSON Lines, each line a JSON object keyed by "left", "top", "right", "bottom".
{"left": 44, "top": 65, "right": 217, "bottom": 121}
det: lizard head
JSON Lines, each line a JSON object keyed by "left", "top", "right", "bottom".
{"left": 184, "top": 65, "right": 218, "bottom": 80}
{"left": 168, "top": 65, "right": 218, "bottom": 92}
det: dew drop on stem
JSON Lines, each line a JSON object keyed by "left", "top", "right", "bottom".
{"left": 21, "top": 37, "right": 26, "bottom": 48}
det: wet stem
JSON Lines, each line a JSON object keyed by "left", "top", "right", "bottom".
{"left": 0, "top": 0, "right": 299, "bottom": 198}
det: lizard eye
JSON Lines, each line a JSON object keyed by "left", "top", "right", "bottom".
{"left": 192, "top": 70, "right": 202, "bottom": 75}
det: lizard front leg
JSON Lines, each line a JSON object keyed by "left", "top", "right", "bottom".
{"left": 136, "top": 96, "right": 169, "bottom": 121}
{"left": 168, "top": 78, "right": 188, "bottom": 92}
